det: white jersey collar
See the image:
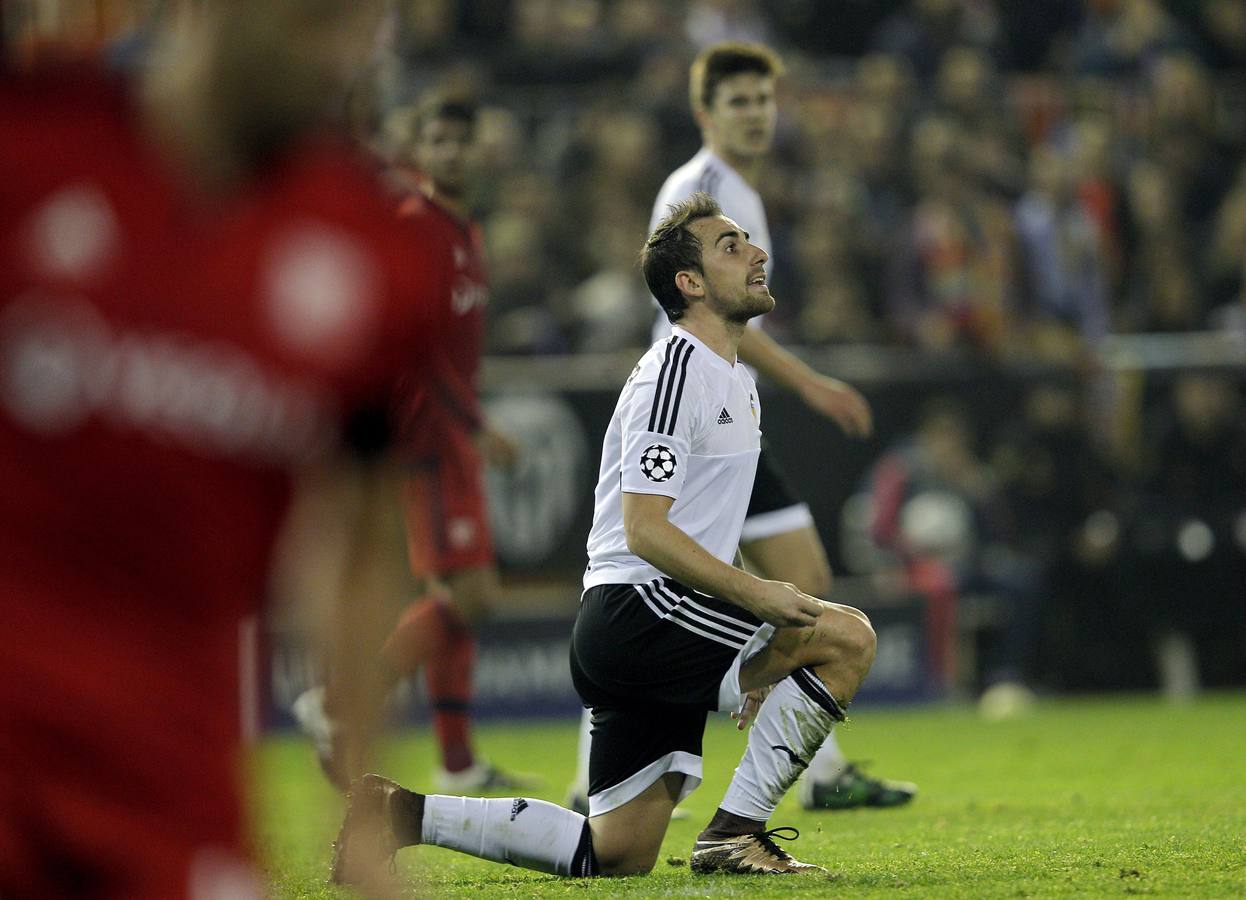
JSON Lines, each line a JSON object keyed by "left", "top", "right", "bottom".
{"left": 670, "top": 325, "right": 738, "bottom": 374}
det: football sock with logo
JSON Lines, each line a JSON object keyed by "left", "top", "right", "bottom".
{"left": 805, "top": 731, "right": 849, "bottom": 782}
{"left": 424, "top": 603, "right": 477, "bottom": 773}
{"left": 420, "top": 795, "right": 598, "bottom": 876}
{"left": 718, "top": 671, "right": 846, "bottom": 822}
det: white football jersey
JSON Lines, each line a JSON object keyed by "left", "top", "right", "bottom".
{"left": 649, "top": 148, "right": 771, "bottom": 343}
{"left": 584, "top": 327, "right": 761, "bottom": 590}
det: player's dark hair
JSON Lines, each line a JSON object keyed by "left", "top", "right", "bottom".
{"left": 690, "top": 42, "right": 784, "bottom": 113}
{"left": 641, "top": 192, "right": 723, "bottom": 324}
{"left": 413, "top": 94, "right": 478, "bottom": 139}
{"left": 388, "top": 94, "right": 478, "bottom": 158}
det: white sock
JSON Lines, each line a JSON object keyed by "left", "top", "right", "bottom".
{"left": 421, "top": 795, "right": 596, "bottom": 876}
{"left": 806, "top": 730, "right": 848, "bottom": 782}
{"left": 571, "top": 707, "right": 592, "bottom": 795}
{"left": 719, "top": 669, "right": 845, "bottom": 822}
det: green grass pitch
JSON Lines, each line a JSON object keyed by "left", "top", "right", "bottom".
{"left": 255, "top": 693, "right": 1246, "bottom": 897}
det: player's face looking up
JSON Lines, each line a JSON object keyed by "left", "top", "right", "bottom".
{"left": 415, "top": 117, "right": 475, "bottom": 199}
{"left": 683, "top": 214, "right": 774, "bottom": 323}
{"left": 699, "top": 72, "right": 777, "bottom": 164}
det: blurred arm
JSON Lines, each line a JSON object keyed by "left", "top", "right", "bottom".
{"left": 737, "top": 326, "right": 873, "bottom": 438}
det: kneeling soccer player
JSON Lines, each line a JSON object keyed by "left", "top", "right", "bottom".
{"left": 331, "top": 193, "right": 876, "bottom": 884}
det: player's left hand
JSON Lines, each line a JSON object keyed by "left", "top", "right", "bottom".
{"left": 733, "top": 684, "right": 773, "bottom": 730}
{"left": 797, "top": 374, "right": 873, "bottom": 438}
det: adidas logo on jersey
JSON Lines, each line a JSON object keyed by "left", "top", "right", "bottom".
{"left": 717, "top": 408, "right": 733, "bottom": 425}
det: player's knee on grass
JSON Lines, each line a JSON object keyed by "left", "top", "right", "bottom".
{"left": 593, "top": 842, "right": 662, "bottom": 877}
{"left": 588, "top": 773, "right": 683, "bottom": 876}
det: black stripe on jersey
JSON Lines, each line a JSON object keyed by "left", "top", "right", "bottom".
{"left": 665, "top": 341, "right": 694, "bottom": 436}
{"left": 791, "top": 667, "right": 847, "bottom": 722}
{"left": 655, "top": 339, "right": 693, "bottom": 435}
{"left": 696, "top": 166, "right": 721, "bottom": 198}
{"left": 647, "top": 338, "right": 678, "bottom": 432}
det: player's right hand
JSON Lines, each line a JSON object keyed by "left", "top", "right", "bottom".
{"left": 747, "top": 580, "right": 825, "bottom": 629}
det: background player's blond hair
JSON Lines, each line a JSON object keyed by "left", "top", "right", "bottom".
{"left": 688, "top": 41, "right": 785, "bottom": 114}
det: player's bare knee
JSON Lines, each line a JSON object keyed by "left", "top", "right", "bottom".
{"left": 596, "top": 849, "right": 659, "bottom": 877}
{"left": 811, "top": 607, "right": 875, "bottom": 672}
{"left": 830, "top": 611, "right": 876, "bottom": 682}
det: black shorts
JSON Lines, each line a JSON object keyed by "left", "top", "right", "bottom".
{"left": 570, "top": 577, "right": 772, "bottom": 816}
{"left": 744, "top": 439, "right": 811, "bottom": 524}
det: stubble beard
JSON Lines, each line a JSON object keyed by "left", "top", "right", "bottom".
{"left": 723, "top": 290, "right": 775, "bottom": 324}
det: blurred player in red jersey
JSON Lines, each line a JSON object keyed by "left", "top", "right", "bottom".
{"left": 293, "top": 95, "right": 536, "bottom": 794}
{"left": 0, "top": 3, "right": 459, "bottom": 897}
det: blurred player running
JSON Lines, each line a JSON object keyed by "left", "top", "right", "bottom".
{"left": 569, "top": 41, "right": 915, "bottom": 813}
{"left": 293, "top": 96, "right": 534, "bottom": 794}
{"left": 0, "top": 3, "right": 459, "bottom": 896}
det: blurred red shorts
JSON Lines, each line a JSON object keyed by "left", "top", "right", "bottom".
{"left": 0, "top": 690, "right": 260, "bottom": 899}
{"left": 401, "top": 426, "right": 495, "bottom": 577}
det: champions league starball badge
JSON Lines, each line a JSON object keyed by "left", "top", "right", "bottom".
{"left": 639, "top": 444, "right": 677, "bottom": 482}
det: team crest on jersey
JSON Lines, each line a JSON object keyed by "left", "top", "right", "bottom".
{"left": 639, "top": 444, "right": 677, "bottom": 482}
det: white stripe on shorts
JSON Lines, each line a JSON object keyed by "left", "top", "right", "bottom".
{"left": 634, "top": 583, "right": 747, "bottom": 650}
{"left": 648, "top": 581, "right": 754, "bottom": 644}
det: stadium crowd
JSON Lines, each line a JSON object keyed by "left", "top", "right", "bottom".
{"left": 373, "top": 0, "right": 1246, "bottom": 696}
{"left": 349, "top": 0, "right": 1246, "bottom": 691}
{"left": 348, "top": 0, "right": 1246, "bottom": 360}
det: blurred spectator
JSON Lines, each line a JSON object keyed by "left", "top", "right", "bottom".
{"left": 991, "top": 383, "right": 1125, "bottom": 688}
{"left": 887, "top": 116, "right": 1017, "bottom": 354}
{"left": 798, "top": 275, "right": 879, "bottom": 345}
{"left": 1145, "top": 54, "right": 1233, "bottom": 233}
{"left": 871, "top": 0, "right": 1002, "bottom": 78}
{"left": 1205, "top": 161, "right": 1246, "bottom": 317}
{"left": 1119, "top": 159, "right": 1208, "bottom": 332}
{"left": 934, "top": 46, "right": 1025, "bottom": 198}
{"left": 1068, "top": 0, "right": 1192, "bottom": 76}
{"left": 996, "top": 0, "right": 1084, "bottom": 71}
{"left": 685, "top": 0, "right": 774, "bottom": 49}
{"left": 567, "top": 215, "right": 656, "bottom": 350}
{"left": 1014, "top": 144, "right": 1111, "bottom": 356}
{"left": 1129, "top": 374, "right": 1246, "bottom": 694}
{"left": 1175, "top": 0, "right": 1246, "bottom": 71}
{"left": 867, "top": 398, "right": 1043, "bottom": 695}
